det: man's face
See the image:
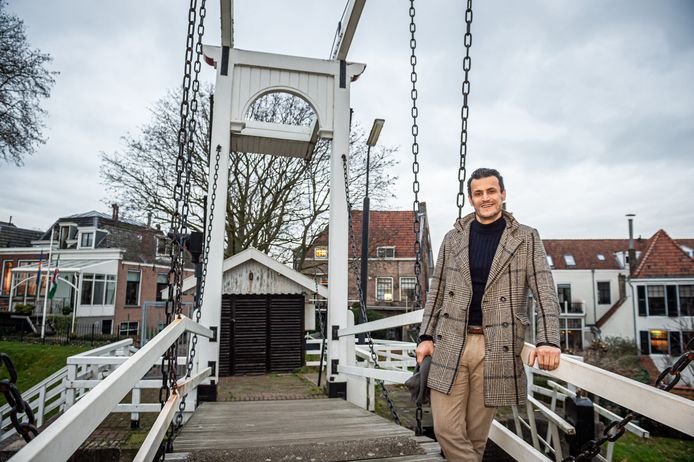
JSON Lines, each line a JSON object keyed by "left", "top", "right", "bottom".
{"left": 468, "top": 176, "right": 506, "bottom": 224}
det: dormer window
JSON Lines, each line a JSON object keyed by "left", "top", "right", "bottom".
{"left": 564, "top": 255, "right": 576, "bottom": 266}
{"left": 80, "top": 232, "right": 94, "bottom": 248}
{"left": 546, "top": 255, "right": 554, "bottom": 268}
{"left": 377, "top": 246, "right": 395, "bottom": 259}
{"left": 597, "top": 254, "right": 606, "bottom": 261}
{"left": 156, "top": 237, "right": 170, "bottom": 257}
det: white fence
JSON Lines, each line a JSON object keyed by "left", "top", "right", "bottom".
{"left": 9, "top": 315, "right": 213, "bottom": 462}
{"left": 335, "top": 309, "right": 694, "bottom": 462}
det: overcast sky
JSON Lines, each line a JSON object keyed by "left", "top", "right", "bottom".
{"left": 1, "top": 0, "right": 693, "bottom": 252}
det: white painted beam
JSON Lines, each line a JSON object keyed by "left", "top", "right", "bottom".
{"left": 338, "top": 309, "right": 423, "bottom": 337}
{"left": 331, "top": 0, "right": 366, "bottom": 60}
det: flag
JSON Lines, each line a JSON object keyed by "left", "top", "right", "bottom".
{"left": 35, "top": 252, "right": 44, "bottom": 299}
{"left": 47, "top": 256, "right": 60, "bottom": 300}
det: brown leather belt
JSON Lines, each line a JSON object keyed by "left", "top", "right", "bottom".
{"left": 467, "top": 326, "right": 484, "bottom": 335}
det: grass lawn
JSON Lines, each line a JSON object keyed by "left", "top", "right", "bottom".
{"left": 0, "top": 340, "right": 91, "bottom": 399}
{"left": 613, "top": 432, "right": 694, "bottom": 462}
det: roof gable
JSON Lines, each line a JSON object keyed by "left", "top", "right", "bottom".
{"left": 632, "top": 230, "right": 694, "bottom": 278}
{"left": 181, "top": 247, "right": 328, "bottom": 297}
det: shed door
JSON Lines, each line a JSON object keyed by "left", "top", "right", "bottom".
{"left": 220, "top": 294, "right": 304, "bottom": 375}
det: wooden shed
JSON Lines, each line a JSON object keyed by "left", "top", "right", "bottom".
{"left": 183, "top": 248, "right": 328, "bottom": 376}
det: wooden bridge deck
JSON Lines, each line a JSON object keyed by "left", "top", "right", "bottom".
{"left": 173, "top": 399, "right": 443, "bottom": 461}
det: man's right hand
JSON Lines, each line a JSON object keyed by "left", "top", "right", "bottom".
{"left": 416, "top": 340, "right": 434, "bottom": 365}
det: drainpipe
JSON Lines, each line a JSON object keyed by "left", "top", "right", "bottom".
{"left": 626, "top": 214, "right": 638, "bottom": 347}
{"left": 591, "top": 268, "right": 597, "bottom": 327}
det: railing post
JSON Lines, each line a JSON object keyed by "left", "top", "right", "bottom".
{"left": 37, "top": 385, "right": 46, "bottom": 427}
{"left": 65, "top": 364, "right": 76, "bottom": 410}
{"left": 131, "top": 388, "right": 141, "bottom": 429}
{"left": 565, "top": 395, "right": 595, "bottom": 458}
{"left": 526, "top": 402, "right": 541, "bottom": 450}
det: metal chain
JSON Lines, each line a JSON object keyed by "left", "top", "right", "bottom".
{"left": 341, "top": 155, "right": 401, "bottom": 426}
{"left": 159, "top": 0, "right": 206, "bottom": 457}
{"left": 562, "top": 349, "right": 693, "bottom": 461}
{"left": 0, "top": 354, "right": 38, "bottom": 443}
{"left": 456, "top": 0, "right": 473, "bottom": 219}
{"left": 408, "top": 0, "right": 423, "bottom": 318}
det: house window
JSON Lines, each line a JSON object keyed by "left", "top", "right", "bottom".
{"left": 314, "top": 246, "right": 328, "bottom": 259}
{"left": 400, "top": 277, "right": 417, "bottom": 303}
{"left": 156, "top": 273, "right": 168, "bottom": 302}
{"left": 669, "top": 331, "right": 682, "bottom": 356}
{"left": 666, "top": 285, "right": 678, "bottom": 317}
{"left": 647, "top": 285, "right": 666, "bottom": 316}
{"left": 559, "top": 317, "right": 584, "bottom": 352}
{"left": 102, "top": 319, "right": 113, "bottom": 335}
{"left": 682, "top": 331, "right": 694, "bottom": 351}
{"left": 597, "top": 281, "right": 611, "bottom": 305}
{"left": 377, "top": 247, "right": 395, "bottom": 259}
{"left": 637, "top": 286, "right": 647, "bottom": 316}
{"left": 15, "top": 260, "right": 39, "bottom": 299}
{"left": 597, "top": 254, "right": 606, "bottom": 261}
{"left": 546, "top": 256, "right": 554, "bottom": 268}
{"left": 80, "top": 232, "right": 94, "bottom": 248}
{"left": 376, "top": 278, "right": 393, "bottom": 301}
{"left": 81, "top": 274, "right": 116, "bottom": 305}
{"left": 679, "top": 285, "right": 694, "bottom": 316}
{"left": 1, "top": 260, "right": 14, "bottom": 295}
{"left": 125, "top": 270, "right": 141, "bottom": 306}
{"left": 649, "top": 330, "right": 668, "bottom": 354}
{"left": 156, "top": 237, "right": 169, "bottom": 257}
{"left": 119, "top": 321, "right": 139, "bottom": 337}
{"left": 563, "top": 255, "right": 576, "bottom": 266}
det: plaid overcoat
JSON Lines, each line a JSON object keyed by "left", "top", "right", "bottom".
{"left": 421, "top": 211, "right": 561, "bottom": 407}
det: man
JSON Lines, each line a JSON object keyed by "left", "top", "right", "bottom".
{"left": 415, "top": 168, "right": 561, "bottom": 461}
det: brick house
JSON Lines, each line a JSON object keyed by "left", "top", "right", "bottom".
{"left": 0, "top": 208, "right": 192, "bottom": 339}
{"left": 298, "top": 204, "right": 434, "bottom": 339}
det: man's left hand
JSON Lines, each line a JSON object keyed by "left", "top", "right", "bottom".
{"left": 528, "top": 345, "right": 561, "bottom": 371}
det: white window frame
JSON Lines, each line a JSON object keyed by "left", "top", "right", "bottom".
{"left": 376, "top": 246, "right": 396, "bottom": 259}
{"left": 563, "top": 255, "right": 576, "bottom": 266}
{"left": 119, "top": 321, "right": 139, "bottom": 337}
{"left": 155, "top": 237, "right": 170, "bottom": 257}
{"left": 314, "top": 246, "right": 328, "bottom": 260}
{"left": 597, "top": 253, "right": 606, "bottom": 261}
{"left": 596, "top": 281, "right": 611, "bottom": 305}
{"left": 1, "top": 259, "right": 13, "bottom": 296}
{"left": 125, "top": 269, "right": 142, "bottom": 306}
{"left": 546, "top": 255, "right": 554, "bottom": 268}
{"left": 77, "top": 227, "right": 96, "bottom": 249}
{"left": 376, "top": 277, "right": 394, "bottom": 302}
{"left": 399, "top": 277, "right": 417, "bottom": 302}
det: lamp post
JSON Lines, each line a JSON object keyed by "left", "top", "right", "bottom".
{"left": 358, "top": 119, "right": 384, "bottom": 342}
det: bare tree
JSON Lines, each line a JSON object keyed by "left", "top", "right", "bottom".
{"left": 101, "top": 88, "right": 398, "bottom": 264}
{"left": 0, "top": 0, "right": 56, "bottom": 166}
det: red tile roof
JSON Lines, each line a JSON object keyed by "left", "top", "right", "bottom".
{"left": 632, "top": 230, "right": 694, "bottom": 278}
{"left": 542, "top": 239, "right": 645, "bottom": 270}
{"left": 312, "top": 210, "right": 424, "bottom": 258}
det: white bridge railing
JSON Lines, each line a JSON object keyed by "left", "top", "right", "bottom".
{"left": 10, "top": 315, "right": 213, "bottom": 462}
{"left": 336, "top": 309, "right": 694, "bottom": 462}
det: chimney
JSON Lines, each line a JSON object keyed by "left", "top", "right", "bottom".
{"left": 626, "top": 214, "right": 636, "bottom": 274}
{"left": 147, "top": 212, "right": 153, "bottom": 228}
{"left": 112, "top": 203, "right": 119, "bottom": 222}
{"left": 8, "top": 216, "right": 12, "bottom": 225}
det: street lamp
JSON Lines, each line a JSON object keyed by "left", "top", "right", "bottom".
{"left": 359, "top": 119, "right": 384, "bottom": 342}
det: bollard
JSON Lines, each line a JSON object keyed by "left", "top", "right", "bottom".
{"left": 565, "top": 395, "right": 596, "bottom": 458}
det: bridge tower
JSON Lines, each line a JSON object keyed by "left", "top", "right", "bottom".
{"left": 198, "top": 0, "right": 368, "bottom": 404}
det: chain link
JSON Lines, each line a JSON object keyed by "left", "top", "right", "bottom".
{"left": 456, "top": 0, "right": 473, "bottom": 218}
{"left": 0, "top": 354, "right": 38, "bottom": 443}
{"left": 341, "top": 155, "right": 401, "bottom": 426}
{"left": 562, "top": 349, "right": 693, "bottom": 461}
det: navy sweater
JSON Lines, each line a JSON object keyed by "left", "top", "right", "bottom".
{"left": 468, "top": 216, "right": 506, "bottom": 326}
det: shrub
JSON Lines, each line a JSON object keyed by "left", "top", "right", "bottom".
{"left": 14, "top": 304, "right": 35, "bottom": 315}
{"left": 62, "top": 306, "right": 73, "bottom": 316}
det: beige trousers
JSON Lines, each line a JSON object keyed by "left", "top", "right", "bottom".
{"left": 430, "top": 334, "right": 497, "bottom": 462}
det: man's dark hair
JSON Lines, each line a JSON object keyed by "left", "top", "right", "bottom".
{"left": 466, "top": 168, "right": 505, "bottom": 196}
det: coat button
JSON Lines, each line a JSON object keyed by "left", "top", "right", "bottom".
{"left": 437, "top": 334, "right": 442, "bottom": 340}
{"left": 449, "top": 290, "right": 454, "bottom": 297}
{"left": 443, "top": 313, "right": 449, "bottom": 319}
{"left": 502, "top": 321, "right": 509, "bottom": 328}
{"left": 500, "top": 296, "right": 507, "bottom": 302}
{"left": 503, "top": 346, "right": 509, "bottom": 352}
